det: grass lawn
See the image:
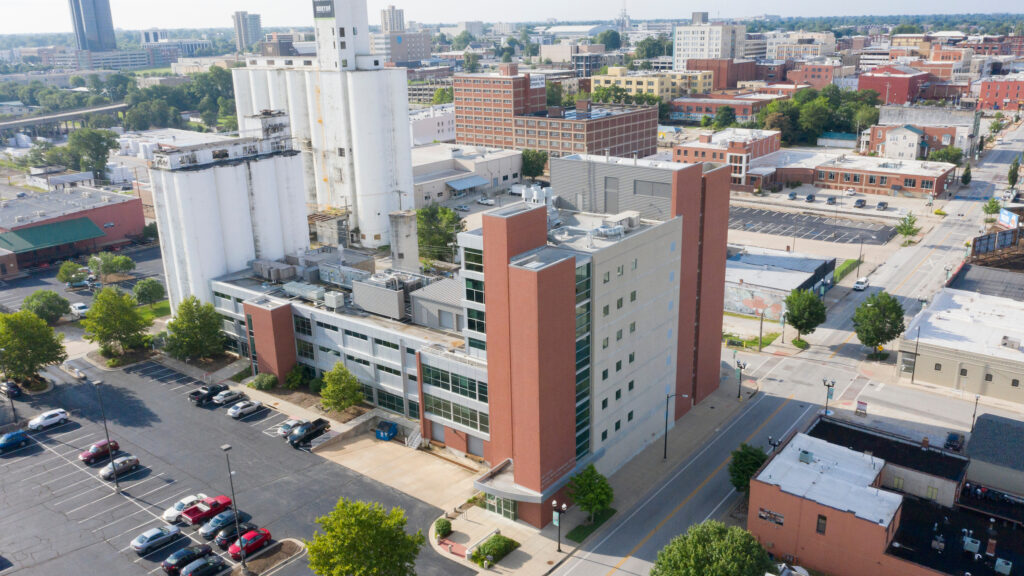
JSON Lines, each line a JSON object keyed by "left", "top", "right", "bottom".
{"left": 566, "top": 508, "right": 616, "bottom": 543}
{"left": 138, "top": 300, "right": 171, "bottom": 323}
{"left": 723, "top": 332, "right": 780, "bottom": 350}
{"left": 230, "top": 365, "right": 253, "bottom": 383}
{"left": 833, "top": 258, "right": 862, "bottom": 283}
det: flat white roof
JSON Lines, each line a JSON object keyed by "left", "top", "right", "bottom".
{"left": 120, "top": 128, "right": 228, "bottom": 148}
{"left": 750, "top": 148, "right": 956, "bottom": 178}
{"left": 750, "top": 148, "right": 837, "bottom": 171}
{"left": 907, "top": 288, "right": 1024, "bottom": 364}
{"left": 683, "top": 128, "right": 781, "bottom": 150}
{"left": 757, "top": 433, "right": 902, "bottom": 526}
{"left": 561, "top": 153, "right": 689, "bottom": 171}
{"left": 411, "top": 143, "right": 520, "bottom": 166}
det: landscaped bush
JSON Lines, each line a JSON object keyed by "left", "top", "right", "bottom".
{"left": 308, "top": 377, "right": 323, "bottom": 395}
{"left": 434, "top": 518, "right": 452, "bottom": 539}
{"left": 248, "top": 373, "right": 277, "bottom": 390}
{"left": 833, "top": 259, "right": 862, "bottom": 283}
{"left": 470, "top": 534, "right": 520, "bottom": 567}
{"left": 792, "top": 338, "right": 810, "bottom": 350}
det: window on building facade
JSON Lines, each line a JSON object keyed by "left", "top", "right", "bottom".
{"left": 464, "top": 248, "right": 484, "bottom": 272}
{"left": 294, "top": 315, "right": 312, "bottom": 336}
{"left": 617, "top": 297, "right": 623, "bottom": 310}
{"left": 374, "top": 338, "right": 399, "bottom": 350}
{"left": 296, "top": 340, "right": 314, "bottom": 360}
{"left": 816, "top": 514, "right": 827, "bottom": 534}
{"left": 630, "top": 321, "right": 636, "bottom": 333}
{"left": 603, "top": 304, "right": 610, "bottom": 317}
{"left": 468, "top": 309, "right": 486, "bottom": 333}
{"left": 904, "top": 178, "right": 917, "bottom": 188}
{"left": 630, "top": 290, "right": 637, "bottom": 302}
{"left": 465, "top": 278, "right": 485, "bottom": 303}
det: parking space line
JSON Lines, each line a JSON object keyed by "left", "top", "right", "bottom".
{"left": 39, "top": 467, "right": 90, "bottom": 487}
{"left": 97, "top": 489, "right": 190, "bottom": 536}
{"left": 51, "top": 482, "right": 110, "bottom": 506}
{"left": 239, "top": 407, "right": 273, "bottom": 423}
{"left": 76, "top": 474, "right": 165, "bottom": 523}
{"left": 16, "top": 459, "right": 82, "bottom": 482}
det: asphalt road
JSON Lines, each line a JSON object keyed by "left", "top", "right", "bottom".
{"left": 0, "top": 358, "right": 471, "bottom": 576}
{"left": 729, "top": 206, "right": 896, "bottom": 245}
{"left": 0, "top": 245, "right": 165, "bottom": 314}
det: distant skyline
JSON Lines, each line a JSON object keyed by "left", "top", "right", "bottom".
{"left": 1, "top": 0, "right": 1021, "bottom": 36}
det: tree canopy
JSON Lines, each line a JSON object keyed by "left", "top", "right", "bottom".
{"left": 57, "top": 260, "right": 87, "bottom": 284}
{"left": 785, "top": 289, "right": 827, "bottom": 342}
{"left": 651, "top": 521, "right": 773, "bottom": 576}
{"left": 81, "top": 288, "right": 152, "bottom": 355}
{"left": 521, "top": 148, "right": 548, "bottom": 181}
{"left": 0, "top": 310, "right": 67, "bottom": 381}
{"left": 133, "top": 278, "right": 166, "bottom": 307}
{"left": 417, "top": 204, "right": 464, "bottom": 263}
{"left": 593, "top": 30, "right": 622, "bottom": 50}
{"left": 634, "top": 34, "right": 673, "bottom": 59}
{"left": 22, "top": 290, "right": 71, "bottom": 325}
{"left": 755, "top": 88, "right": 880, "bottom": 145}
{"left": 431, "top": 87, "right": 453, "bottom": 105}
{"left": 896, "top": 212, "right": 922, "bottom": 242}
{"left": 567, "top": 464, "right": 614, "bottom": 523}
{"left": 89, "top": 252, "right": 135, "bottom": 281}
{"left": 961, "top": 164, "right": 972, "bottom": 185}
{"left": 852, "top": 291, "right": 906, "bottom": 353}
{"left": 928, "top": 146, "right": 963, "bottom": 166}
{"left": 729, "top": 444, "right": 768, "bottom": 492}
{"left": 713, "top": 105, "right": 737, "bottom": 130}
{"left": 320, "top": 362, "right": 363, "bottom": 413}
{"left": 165, "top": 296, "right": 223, "bottom": 361}
{"left": 306, "top": 498, "right": 424, "bottom": 576}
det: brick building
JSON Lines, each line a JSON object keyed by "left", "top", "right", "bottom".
{"left": 669, "top": 92, "right": 786, "bottom": 123}
{"left": 454, "top": 63, "right": 546, "bottom": 149}
{"left": 590, "top": 67, "right": 714, "bottom": 101}
{"left": 865, "top": 124, "right": 960, "bottom": 160}
{"left": 513, "top": 102, "right": 658, "bottom": 159}
{"left": 858, "top": 65, "right": 930, "bottom": 104}
{"left": 682, "top": 58, "right": 757, "bottom": 90}
{"left": 977, "top": 73, "right": 1024, "bottom": 112}
{"left": 754, "top": 59, "right": 793, "bottom": 83}
{"left": 787, "top": 62, "right": 842, "bottom": 89}
{"left": 672, "top": 128, "right": 781, "bottom": 186}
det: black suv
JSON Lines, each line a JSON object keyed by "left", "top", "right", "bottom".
{"left": 1, "top": 381, "right": 21, "bottom": 398}
{"left": 288, "top": 418, "right": 330, "bottom": 447}
{"left": 188, "top": 384, "right": 229, "bottom": 406}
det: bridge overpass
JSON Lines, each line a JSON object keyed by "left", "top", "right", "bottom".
{"left": 0, "top": 102, "right": 130, "bottom": 131}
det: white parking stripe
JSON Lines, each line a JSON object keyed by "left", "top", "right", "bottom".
{"left": 97, "top": 489, "right": 190, "bottom": 536}
{"left": 39, "top": 467, "right": 90, "bottom": 487}
{"left": 17, "top": 459, "right": 82, "bottom": 482}
{"left": 239, "top": 407, "right": 272, "bottom": 422}
{"left": 50, "top": 482, "right": 110, "bottom": 506}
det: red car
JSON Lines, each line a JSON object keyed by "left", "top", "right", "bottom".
{"left": 181, "top": 495, "right": 232, "bottom": 526}
{"left": 79, "top": 439, "right": 119, "bottom": 465}
{"left": 228, "top": 528, "right": 271, "bottom": 560}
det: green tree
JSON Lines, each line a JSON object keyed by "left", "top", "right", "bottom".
{"left": 546, "top": 81, "right": 564, "bottom": 107}
{"left": 784, "top": 289, "right": 827, "bottom": 343}
{"left": 650, "top": 521, "right": 773, "bottom": 576}
{"left": 57, "top": 260, "right": 87, "bottom": 284}
{"left": 221, "top": 115, "right": 238, "bottom": 131}
{"left": 983, "top": 197, "right": 1002, "bottom": 216}
{"left": 928, "top": 146, "right": 963, "bottom": 166}
{"left": 593, "top": 30, "right": 622, "bottom": 50}
{"left": 0, "top": 310, "right": 67, "bottom": 382}
{"left": 22, "top": 290, "right": 71, "bottom": 325}
{"left": 521, "top": 148, "right": 548, "bottom": 181}
{"left": 713, "top": 105, "right": 736, "bottom": 129}
{"left": 463, "top": 52, "right": 480, "bottom": 73}
{"left": 1009, "top": 156, "right": 1020, "bottom": 189}
{"left": 728, "top": 444, "right": 768, "bottom": 492}
{"left": 452, "top": 31, "right": 476, "bottom": 50}
{"left": 896, "top": 211, "right": 921, "bottom": 242}
{"left": 798, "top": 99, "right": 831, "bottom": 139}
{"left": 89, "top": 252, "right": 135, "bottom": 281}
{"left": 320, "top": 362, "right": 363, "bottom": 412}
{"left": 81, "top": 287, "right": 152, "bottom": 354}
{"left": 431, "top": 87, "right": 453, "bottom": 105}
{"left": 164, "top": 295, "right": 223, "bottom": 361}
{"left": 892, "top": 23, "right": 925, "bottom": 34}
{"left": 852, "top": 291, "right": 906, "bottom": 355}
{"left": 853, "top": 104, "right": 879, "bottom": 132}
{"left": 634, "top": 34, "right": 672, "bottom": 59}
{"left": 700, "top": 115, "right": 713, "bottom": 127}
{"left": 142, "top": 221, "right": 159, "bottom": 241}
{"left": 65, "top": 128, "right": 118, "bottom": 178}
{"left": 69, "top": 75, "right": 86, "bottom": 88}
{"left": 417, "top": 204, "right": 464, "bottom": 263}
{"left": 961, "top": 164, "right": 972, "bottom": 185}
{"left": 567, "top": 464, "right": 614, "bottom": 523}
{"left": 132, "top": 278, "right": 165, "bottom": 307}
{"left": 306, "top": 498, "right": 424, "bottom": 576}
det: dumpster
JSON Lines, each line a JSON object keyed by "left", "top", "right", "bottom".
{"left": 375, "top": 420, "right": 398, "bottom": 441}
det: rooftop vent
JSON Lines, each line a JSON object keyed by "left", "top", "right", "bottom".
{"left": 798, "top": 449, "right": 814, "bottom": 464}
{"left": 1001, "top": 335, "right": 1021, "bottom": 350}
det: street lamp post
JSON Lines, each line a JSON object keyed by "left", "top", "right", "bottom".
{"left": 856, "top": 236, "right": 864, "bottom": 279}
{"left": 757, "top": 309, "right": 766, "bottom": 352}
{"left": 736, "top": 361, "right": 747, "bottom": 399}
{"left": 663, "top": 393, "right": 690, "bottom": 460}
{"left": 0, "top": 348, "right": 12, "bottom": 422}
{"left": 92, "top": 380, "right": 118, "bottom": 493}
{"left": 822, "top": 378, "right": 836, "bottom": 416}
{"left": 971, "top": 394, "right": 981, "bottom": 433}
{"left": 221, "top": 444, "right": 252, "bottom": 576}
{"left": 910, "top": 326, "right": 922, "bottom": 384}
{"left": 551, "top": 500, "right": 567, "bottom": 553}
{"left": 767, "top": 435, "right": 782, "bottom": 453}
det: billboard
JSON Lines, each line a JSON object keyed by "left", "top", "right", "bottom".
{"left": 998, "top": 208, "right": 1021, "bottom": 230}
{"left": 313, "top": 0, "right": 334, "bottom": 19}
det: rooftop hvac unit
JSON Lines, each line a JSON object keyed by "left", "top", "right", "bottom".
{"left": 283, "top": 281, "right": 325, "bottom": 302}
{"left": 798, "top": 450, "right": 815, "bottom": 464}
{"left": 1001, "top": 335, "right": 1021, "bottom": 350}
{"left": 963, "top": 537, "right": 981, "bottom": 554}
{"left": 995, "top": 559, "right": 1012, "bottom": 575}
{"left": 324, "top": 291, "right": 345, "bottom": 309}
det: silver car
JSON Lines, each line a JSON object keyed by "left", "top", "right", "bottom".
{"left": 130, "top": 524, "right": 180, "bottom": 555}
{"left": 100, "top": 455, "right": 140, "bottom": 480}
{"left": 276, "top": 419, "right": 306, "bottom": 437}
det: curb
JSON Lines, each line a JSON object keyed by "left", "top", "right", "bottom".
{"left": 243, "top": 538, "right": 307, "bottom": 576}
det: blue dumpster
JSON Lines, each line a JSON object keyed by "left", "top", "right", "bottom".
{"left": 375, "top": 420, "right": 398, "bottom": 441}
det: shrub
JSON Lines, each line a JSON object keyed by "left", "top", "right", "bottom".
{"left": 792, "top": 338, "right": 810, "bottom": 350}
{"left": 470, "top": 534, "right": 520, "bottom": 567}
{"left": 106, "top": 357, "right": 124, "bottom": 368}
{"left": 309, "top": 377, "right": 324, "bottom": 395}
{"left": 434, "top": 518, "right": 452, "bottom": 539}
{"left": 248, "top": 373, "right": 277, "bottom": 390}
{"left": 99, "top": 344, "right": 117, "bottom": 358}
{"left": 284, "top": 365, "right": 306, "bottom": 390}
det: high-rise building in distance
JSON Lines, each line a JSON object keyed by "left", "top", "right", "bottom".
{"left": 673, "top": 11, "right": 746, "bottom": 70}
{"left": 233, "top": 11, "right": 263, "bottom": 52}
{"left": 68, "top": 0, "right": 117, "bottom": 52}
{"left": 380, "top": 5, "right": 405, "bottom": 33}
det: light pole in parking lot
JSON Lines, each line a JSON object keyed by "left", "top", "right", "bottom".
{"left": 92, "top": 379, "right": 118, "bottom": 493}
{"left": 221, "top": 444, "right": 252, "bottom": 575}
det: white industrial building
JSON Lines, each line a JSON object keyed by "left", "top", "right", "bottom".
{"left": 148, "top": 112, "right": 308, "bottom": 310}
{"left": 411, "top": 143, "right": 522, "bottom": 208}
{"left": 232, "top": 0, "right": 414, "bottom": 249}
{"left": 409, "top": 104, "right": 455, "bottom": 146}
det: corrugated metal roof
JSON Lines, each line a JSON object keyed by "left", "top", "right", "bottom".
{"left": 0, "top": 217, "right": 105, "bottom": 254}
{"left": 410, "top": 278, "right": 462, "bottom": 308}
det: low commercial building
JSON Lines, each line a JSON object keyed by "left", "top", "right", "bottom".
{"left": 787, "top": 62, "right": 848, "bottom": 89}
{"left": 409, "top": 104, "right": 455, "bottom": 146}
{"left": 411, "top": 143, "right": 521, "bottom": 207}
{"left": 669, "top": 93, "right": 786, "bottom": 123}
{"left": 539, "top": 42, "right": 605, "bottom": 64}
{"left": 590, "top": 67, "right": 713, "bottom": 101}
{"left": 977, "top": 72, "right": 1024, "bottom": 111}
{"left": 876, "top": 105, "right": 983, "bottom": 159}
{"left": 724, "top": 246, "right": 835, "bottom": 320}
{"left": 858, "top": 65, "right": 931, "bottom": 105}
{"left": 865, "top": 124, "right": 960, "bottom": 160}
{"left": 681, "top": 58, "right": 757, "bottom": 90}
{"left": 671, "top": 128, "right": 782, "bottom": 186}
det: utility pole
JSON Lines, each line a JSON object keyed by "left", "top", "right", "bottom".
{"left": 93, "top": 380, "right": 118, "bottom": 493}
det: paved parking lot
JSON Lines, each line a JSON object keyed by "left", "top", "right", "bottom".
{"left": 729, "top": 206, "right": 896, "bottom": 245}
{"left": 0, "top": 359, "right": 471, "bottom": 576}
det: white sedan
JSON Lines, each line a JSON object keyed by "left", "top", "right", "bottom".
{"left": 227, "top": 400, "right": 263, "bottom": 419}
{"left": 212, "top": 390, "right": 243, "bottom": 405}
{"left": 27, "top": 409, "right": 69, "bottom": 431}
{"left": 162, "top": 493, "right": 208, "bottom": 523}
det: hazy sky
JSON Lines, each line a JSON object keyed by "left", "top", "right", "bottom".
{"left": 0, "top": 0, "right": 1018, "bottom": 35}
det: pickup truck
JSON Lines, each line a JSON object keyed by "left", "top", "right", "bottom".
{"left": 288, "top": 418, "right": 331, "bottom": 448}
{"left": 188, "top": 384, "right": 229, "bottom": 406}
{"left": 181, "top": 495, "right": 232, "bottom": 526}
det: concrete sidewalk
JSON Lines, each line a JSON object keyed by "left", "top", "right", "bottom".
{"left": 427, "top": 381, "right": 759, "bottom": 575}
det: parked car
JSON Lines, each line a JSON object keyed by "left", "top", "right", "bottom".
{"left": 130, "top": 525, "right": 181, "bottom": 555}
{"left": 476, "top": 197, "right": 495, "bottom": 206}
{"left": 27, "top": 409, "right": 68, "bottom": 431}
{"left": 79, "top": 439, "right": 119, "bottom": 464}
{"left": 825, "top": 196, "right": 836, "bottom": 205}
{"left": 161, "top": 544, "right": 213, "bottom": 575}
{"left": 199, "top": 509, "right": 247, "bottom": 540}
{"left": 852, "top": 277, "right": 870, "bottom": 291}
{"left": 845, "top": 188, "right": 857, "bottom": 196}
{"left": 214, "top": 522, "right": 257, "bottom": 550}
{"left": 276, "top": 419, "right": 306, "bottom": 438}
{"left": 66, "top": 280, "right": 90, "bottom": 290}
{"left": 70, "top": 302, "right": 90, "bottom": 317}
{"left": 288, "top": 418, "right": 330, "bottom": 447}
{"left": 787, "top": 191, "right": 798, "bottom": 200}
{"left": 0, "top": 430, "right": 30, "bottom": 453}
{"left": 944, "top": 432, "right": 965, "bottom": 452}
{"left": 212, "top": 389, "right": 243, "bottom": 405}
{"left": 100, "top": 455, "right": 140, "bottom": 480}
{"left": 188, "top": 384, "right": 228, "bottom": 406}
{"left": 453, "top": 204, "right": 470, "bottom": 212}
{"left": 228, "top": 528, "right": 271, "bottom": 560}
{"left": 163, "top": 493, "right": 209, "bottom": 523}
{"left": 227, "top": 400, "right": 262, "bottom": 419}
{"left": 805, "top": 194, "right": 816, "bottom": 203}
{"left": 181, "top": 495, "right": 232, "bottom": 526}
{"left": 876, "top": 201, "right": 889, "bottom": 211}
{"left": 0, "top": 381, "right": 20, "bottom": 398}
{"left": 179, "top": 555, "right": 226, "bottom": 576}
{"left": 854, "top": 199, "right": 867, "bottom": 208}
